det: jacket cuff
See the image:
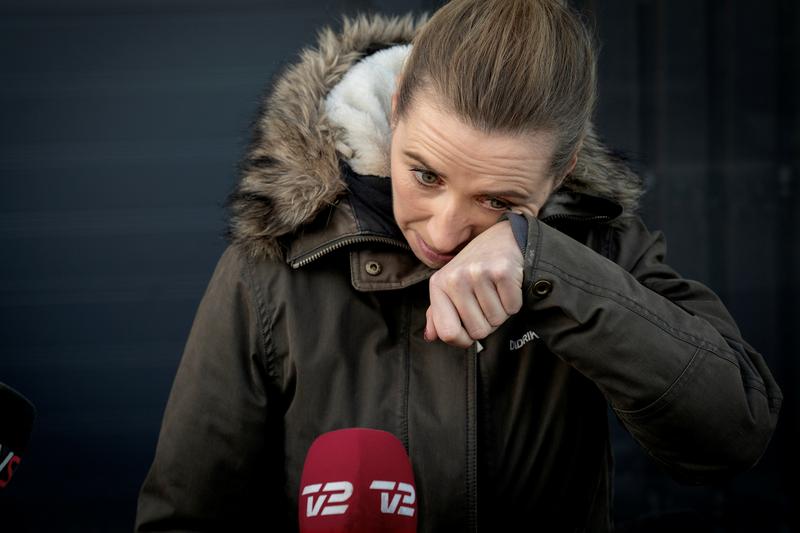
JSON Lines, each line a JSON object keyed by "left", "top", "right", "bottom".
{"left": 496, "top": 211, "right": 528, "bottom": 254}
{"left": 517, "top": 213, "right": 546, "bottom": 303}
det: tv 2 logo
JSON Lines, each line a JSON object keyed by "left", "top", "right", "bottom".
{"left": 301, "top": 480, "right": 416, "bottom": 517}
{"left": 369, "top": 480, "right": 415, "bottom": 517}
{"left": 0, "top": 445, "right": 21, "bottom": 489}
{"left": 302, "top": 481, "right": 353, "bottom": 517}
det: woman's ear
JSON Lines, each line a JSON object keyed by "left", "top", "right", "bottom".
{"left": 565, "top": 151, "right": 578, "bottom": 177}
{"left": 563, "top": 141, "right": 582, "bottom": 182}
{"left": 567, "top": 138, "right": 582, "bottom": 174}
{"left": 552, "top": 145, "right": 580, "bottom": 192}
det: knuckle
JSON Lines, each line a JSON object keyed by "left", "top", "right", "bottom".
{"left": 466, "top": 262, "right": 486, "bottom": 282}
{"left": 488, "top": 263, "right": 511, "bottom": 282}
{"left": 438, "top": 324, "right": 460, "bottom": 342}
{"left": 431, "top": 270, "right": 452, "bottom": 290}
{"left": 487, "top": 313, "right": 507, "bottom": 327}
{"left": 444, "top": 271, "right": 468, "bottom": 292}
{"left": 449, "top": 333, "right": 472, "bottom": 348}
{"left": 468, "top": 324, "right": 491, "bottom": 339}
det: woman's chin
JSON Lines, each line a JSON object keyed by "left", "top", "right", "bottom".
{"left": 415, "top": 254, "right": 446, "bottom": 269}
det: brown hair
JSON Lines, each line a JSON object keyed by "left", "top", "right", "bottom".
{"left": 394, "top": 0, "right": 597, "bottom": 183}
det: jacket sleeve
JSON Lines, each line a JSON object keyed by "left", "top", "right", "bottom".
{"left": 135, "top": 245, "right": 284, "bottom": 532}
{"left": 520, "top": 214, "right": 783, "bottom": 485}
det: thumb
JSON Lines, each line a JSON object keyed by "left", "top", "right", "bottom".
{"left": 424, "top": 305, "right": 438, "bottom": 342}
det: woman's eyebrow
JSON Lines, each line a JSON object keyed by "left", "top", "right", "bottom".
{"left": 404, "top": 149, "right": 534, "bottom": 200}
{"left": 403, "top": 150, "right": 448, "bottom": 178}
{"left": 484, "top": 189, "right": 532, "bottom": 200}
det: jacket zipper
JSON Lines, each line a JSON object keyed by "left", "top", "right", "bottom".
{"left": 290, "top": 235, "right": 411, "bottom": 268}
{"left": 540, "top": 213, "right": 613, "bottom": 224}
{"left": 466, "top": 343, "right": 479, "bottom": 532}
{"left": 291, "top": 215, "right": 610, "bottom": 268}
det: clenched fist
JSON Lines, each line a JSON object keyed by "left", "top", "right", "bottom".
{"left": 424, "top": 220, "right": 524, "bottom": 348}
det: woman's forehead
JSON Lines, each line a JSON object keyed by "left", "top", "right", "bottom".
{"left": 397, "top": 94, "right": 555, "bottom": 182}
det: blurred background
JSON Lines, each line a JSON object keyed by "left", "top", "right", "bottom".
{"left": 0, "top": 0, "right": 796, "bottom": 531}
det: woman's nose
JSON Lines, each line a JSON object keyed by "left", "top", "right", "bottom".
{"left": 426, "top": 201, "right": 472, "bottom": 255}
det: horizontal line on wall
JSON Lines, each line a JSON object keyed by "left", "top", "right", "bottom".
{"left": 0, "top": 273, "right": 210, "bottom": 306}
{"left": 0, "top": 205, "right": 226, "bottom": 238}
{"left": 0, "top": 0, "right": 307, "bottom": 17}
{"left": 0, "top": 66, "right": 272, "bottom": 94}
{"left": 627, "top": 160, "right": 793, "bottom": 179}
{"left": 0, "top": 339, "right": 187, "bottom": 368}
{"left": 1, "top": 138, "right": 245, "bottom": 169}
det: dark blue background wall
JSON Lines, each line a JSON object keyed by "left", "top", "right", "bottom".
{"left": 1, "top": 0, "right": 796, "bottom": 531}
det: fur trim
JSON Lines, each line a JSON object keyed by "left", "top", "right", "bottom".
{"left": 324, "top": 44, "right": 412, "bottom": 178}
{"left": 565, "top": 125, "right": 644, "bottom": 218}
{"left": 225, "top": 13, "right": 426, "bottom": 261}
{"left": 225, "top": 12, "right": 643, "bottom": 261}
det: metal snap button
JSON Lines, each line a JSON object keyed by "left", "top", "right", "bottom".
{"left": 531, "top": 279, "right": 553, "bottom": 298}
{"left": 365, "top": 260, "right": 382, "bottom": 276}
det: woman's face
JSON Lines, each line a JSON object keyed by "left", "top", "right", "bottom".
{"left": 389, "top": 90, "right": 563, "bottom": 268}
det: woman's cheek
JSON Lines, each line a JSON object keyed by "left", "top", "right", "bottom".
{"left": 391, "top": 174, "right": 419, "bottom": 226}
{"left": 394, "top": 175, "right": 418, "bottom": 207}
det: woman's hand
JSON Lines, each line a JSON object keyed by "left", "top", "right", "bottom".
{"left": 424, "top": 220, "right": 524, "bottom": 348}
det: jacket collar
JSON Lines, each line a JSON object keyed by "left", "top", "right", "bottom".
{"left": 538, "top": 189, "right": 624, "bottom": 222}
{"left": 286, "top": 162, "right": 432, "bottom": 290}
{"left": 286, "top": 163, "right": 406, "bottom": 268}
{"left": 225, "top": 13, "right": 643, "bottom": 263}
{"left": 284, "top": 162, "right": 623, "bottom": 291}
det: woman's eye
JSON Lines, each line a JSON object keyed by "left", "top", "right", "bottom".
{"left": 486, "top": 197, "right": 511, "bottom": 210}
{"left": 412, "top": 170, "right": 439, "bottom": 186}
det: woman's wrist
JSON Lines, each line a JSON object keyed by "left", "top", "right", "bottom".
{"left": 496, "top": 211, "right": 528, "bottom": 254}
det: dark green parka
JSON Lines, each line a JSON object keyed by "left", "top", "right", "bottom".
{"left": 135, "top": 13, "right": 782, "bottom": 533}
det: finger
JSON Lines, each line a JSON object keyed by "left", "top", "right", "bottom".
{"left": 424, "top": 305, "right": 438, "bottom": 342}
{"left": 473, "top": 276, "right": 510, "bottom": 328}
{"left": 495, "top": 271, "right": 524, "bottom": 315}
{"left": 429, "top": 284, "right": 473, "bottom": 348}
{"left": 446, "top": 280, "right": 497, "bottom": 340}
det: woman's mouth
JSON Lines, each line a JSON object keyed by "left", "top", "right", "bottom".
{"left": 415, "top": 233, "right": 456, "bottom": 266}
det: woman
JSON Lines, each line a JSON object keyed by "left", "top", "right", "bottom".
{"left": 135, "top": 1, "right": 782, "bottom": 531}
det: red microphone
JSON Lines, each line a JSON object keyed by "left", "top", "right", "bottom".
{"left": 0, "top": 382, "right": 35, "bottom": 489}
{"left": 298, "top": 428, "right": 417, "bottom": 532}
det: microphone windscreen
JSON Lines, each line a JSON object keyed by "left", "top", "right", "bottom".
{"left": 299, "top": 428, "right": 417, "bottom": 532}
{"left": 0, "top": 382, "right": 35, "bottom": 455}
{"left": 0, "top": 382, "right": 35, "bottom": 489}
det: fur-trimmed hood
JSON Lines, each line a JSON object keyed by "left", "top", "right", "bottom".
{"left": 225, "top": 12, "right": 643, "bottom": 261}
